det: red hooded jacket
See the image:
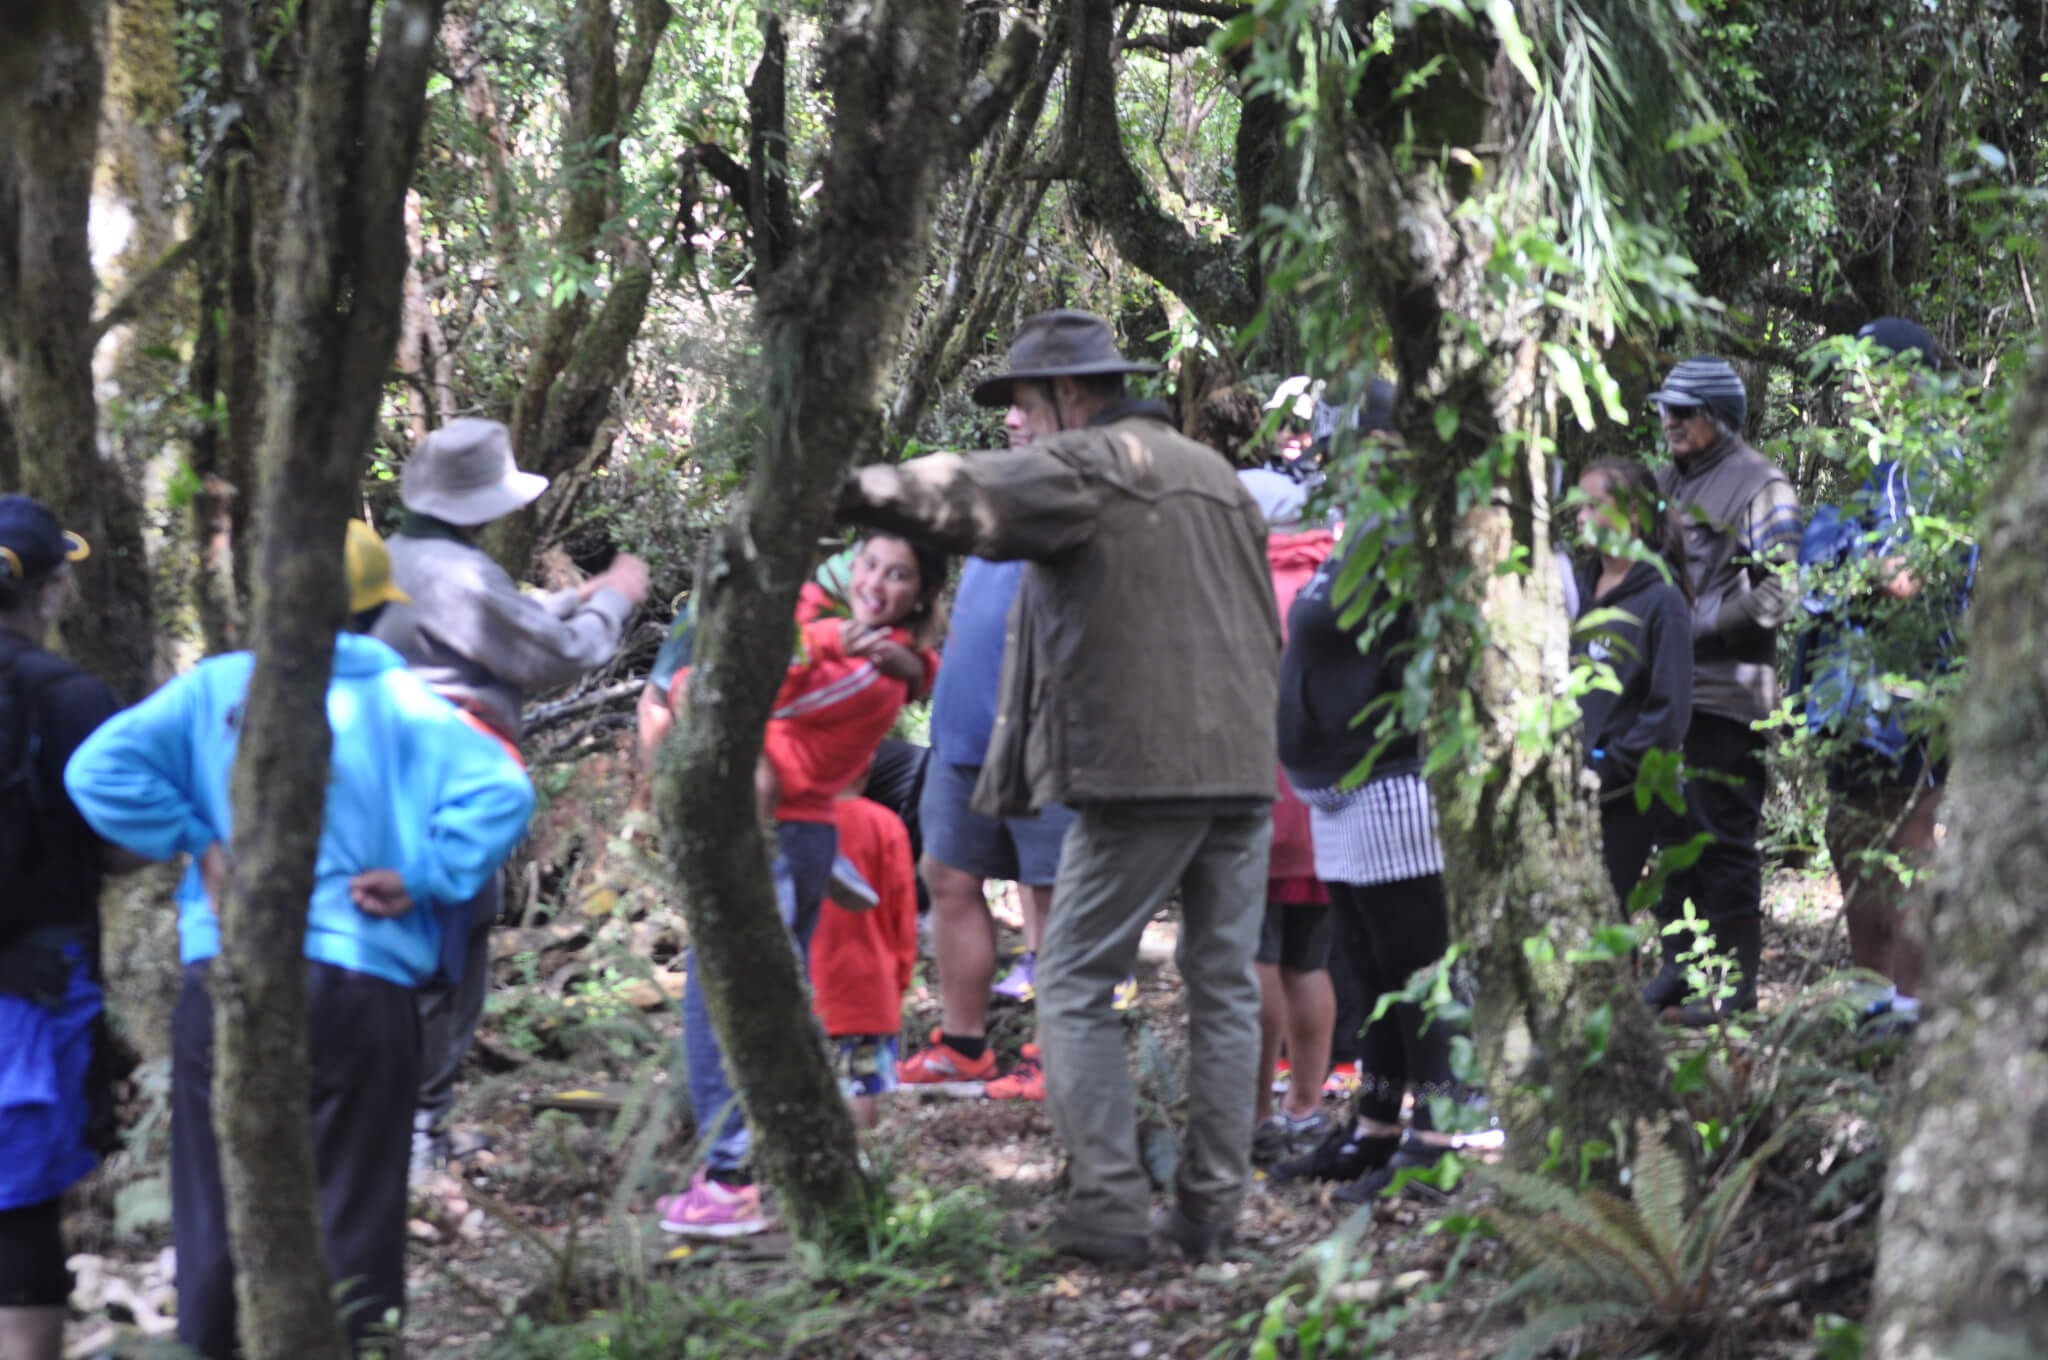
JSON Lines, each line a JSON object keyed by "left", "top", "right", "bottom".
{"left": 808, "top": 794, "right": 919, "bottom": 1037}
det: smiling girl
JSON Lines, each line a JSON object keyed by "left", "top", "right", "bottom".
{"left": 660, "top": 530, "right": 946, "bottom": 1239}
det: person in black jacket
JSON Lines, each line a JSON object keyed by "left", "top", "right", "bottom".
{"left": 1572, "top": 459, "right": 1696, "bottom": 928}
{"left": 1267, "top": 528, "right": 1479, "bottom": 1204}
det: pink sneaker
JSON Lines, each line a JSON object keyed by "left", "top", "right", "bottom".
{"left": 657, "top": 1171, "right": 769, "bottom": 1238}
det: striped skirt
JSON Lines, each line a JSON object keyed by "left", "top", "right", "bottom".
{"left": 1293, "top": 773, "right": 1444, "bottom": 887}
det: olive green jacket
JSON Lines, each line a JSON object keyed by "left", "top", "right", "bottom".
{"left": 842, "top": 406, "right": 1280, "bottom": 816}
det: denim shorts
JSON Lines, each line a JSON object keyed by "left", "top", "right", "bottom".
{"left": 832, "top": 1034, "right": 899, "bottom": 1098}
{"left": 919, "top": 761, "right": 1074, "bottom": 885}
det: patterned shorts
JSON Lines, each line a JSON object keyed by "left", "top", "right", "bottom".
{"left": 832, "top": 1034, "right": 900, "bottom": 1098}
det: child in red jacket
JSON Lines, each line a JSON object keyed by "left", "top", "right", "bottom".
{"left": 811, "top": 781, "right": 920, "bottom": 1128}
{"left": 659, "top": 531, "right": 945, "bottom": 1238}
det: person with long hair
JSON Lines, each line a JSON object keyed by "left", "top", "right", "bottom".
{"left": 1572, "top": 457, "right": 1696, "bottom": 918}
{"left": 656, "top": 530, "right": 945, "bottom": 1240}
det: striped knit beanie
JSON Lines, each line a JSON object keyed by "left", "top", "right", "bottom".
{"left": 1647, "top": 356, "right": 1746, "bottom": 433}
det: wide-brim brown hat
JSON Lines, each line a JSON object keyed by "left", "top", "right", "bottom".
{"left": 400, "top": 417, "right": 549, "bottom": 527}
{"left": 970, "top": 309, "right": 1160, "bottom": 408}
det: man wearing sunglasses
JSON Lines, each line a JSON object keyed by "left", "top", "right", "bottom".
{"left": 1646, "top": 357, "right": 1803, "bottom": 1024}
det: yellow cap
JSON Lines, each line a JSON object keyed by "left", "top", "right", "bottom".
{"left": 344, "top": 520, "right": 411, "bottom": 614}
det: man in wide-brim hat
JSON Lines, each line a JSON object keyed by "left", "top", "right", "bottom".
{"left": 372, "top": 417, "right": 650, "bottom": 1178}
{"left": 840, "top": 309, "right": 1281, "bottom": 1268}
{"left": 889, "top": 312, "right": 1162, "bottom": 1109}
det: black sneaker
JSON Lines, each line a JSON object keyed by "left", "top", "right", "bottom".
{"left": 1269, "top": 1120, "right": 1400, "bottom": 1185}
{"left": 1333, "top": 1134, "right": 1450, "bottom": 1205}
{"left": 1640, "top": 961, "right": 1688, "bottom": 1009}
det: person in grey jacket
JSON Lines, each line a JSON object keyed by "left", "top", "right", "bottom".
{"left": 372, "top": 418, "right": 648, "bottom": 1173}
{"left": 1647, "top": 358, "right": 1802, "bottom": 1023}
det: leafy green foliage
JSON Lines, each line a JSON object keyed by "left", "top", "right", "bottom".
{"left": 1478, "top": 1119, "right": 1793, "bottom": 1359}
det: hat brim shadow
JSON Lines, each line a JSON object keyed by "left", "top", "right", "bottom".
{"left": 971, "top": 360, "right": 1162, "bottom": 409}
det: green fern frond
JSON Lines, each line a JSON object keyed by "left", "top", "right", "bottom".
{"left": 1682, "top": 1122, "right": 1796, "bottom": 1283}
{"left": 1628, "top": 1119, "right": 1690, "bottom": 1261}
{"left": 1487, "top": 1205, "right": 1658, "bottom": 1306}
{"left": 1576, "top": 1186, "right": 1682, "bottom": 1298}
{"left": 1494, "top": 1298, "right": 1645, "bottom": 1360}
{"left": 1480, "top": 1160, "right": 1665, "bottom": 1293}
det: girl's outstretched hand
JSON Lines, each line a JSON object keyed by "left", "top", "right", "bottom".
{"left": 844, "top": 621, "right": 922, "bottom": 683}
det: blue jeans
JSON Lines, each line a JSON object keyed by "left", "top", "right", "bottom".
{"left": 682, "top": 820, "right": 837, "bottom": 1177}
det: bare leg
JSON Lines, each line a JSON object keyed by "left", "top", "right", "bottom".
{"left": 1892, "top": 788, "right": 1941, "bottom": 1000}
{"left": 1278, "top": 966, "right": 1335, "bottom": 1121}
{"left": 1021, "top": 882, "right": 1053, "bottom": 953}
{"left": 1255, "top": 961, "right": 1285, "bottom": 1124}
{"left": 926, "top": 858, "right": 996, "bottom": 1038}
{"left": 848, "top": 1094, "right": 878, "bottom": 1130}
{"left": 0, "top": 1307, "right": 62, "bottom": 1360}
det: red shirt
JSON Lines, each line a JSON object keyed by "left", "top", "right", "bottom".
{"left": 669, "top": 595, "right": 939, "bottom": 824}
{"left": 808, "top": 796, "right": 918, "bottom": 1037}
{"left": 1268, "top": 528, "right": 1335, "bottom": 884}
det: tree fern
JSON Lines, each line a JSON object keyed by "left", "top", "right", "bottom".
{"left": 1477, "top": 1118, "right": 1794, "bottom": 1354}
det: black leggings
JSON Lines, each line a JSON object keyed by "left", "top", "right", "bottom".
{"left": 0, "top": 1197, "right": 69, "bottom": 1307}
{"left": 1328, "top": 875, "right": 1461, "bottom": 1129}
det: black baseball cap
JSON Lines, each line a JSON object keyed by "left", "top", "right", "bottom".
{"left": 0, "top": 495, "right": 90, "bottom": 584}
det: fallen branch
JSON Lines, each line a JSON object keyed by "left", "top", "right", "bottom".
{"left": 522, "top": 679, "right": 644, "bottom": 733}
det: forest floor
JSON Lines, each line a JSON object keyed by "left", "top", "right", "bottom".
{"left": 59, "top": 754, "right": 1890, "bottom": 1359}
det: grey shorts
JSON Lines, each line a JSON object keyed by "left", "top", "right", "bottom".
{"left": 919, "top": 761, "right": 1074, "bottom": 886}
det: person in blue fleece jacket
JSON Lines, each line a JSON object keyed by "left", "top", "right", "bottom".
{"left": 63, "top": 521, "right": 534, "bottom": 1360}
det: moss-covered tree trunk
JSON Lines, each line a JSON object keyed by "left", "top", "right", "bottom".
{"left": 0, "top": 0, "right": 157, "bottom": 700}
{"left": 212, "top": 1, "right": 442, "bottom": 1356}
{"left": 1870, "top": 304, "right": 2048, "bottom": 1358}
{"left": 89, "top": 0, "right": 194, "bottom": 1064}
{"left": 1312, "top": 9, "right": 1672, "bottom": 1162}
{"left": 652, "top": 0, "right": 1029, "bottom": 1250}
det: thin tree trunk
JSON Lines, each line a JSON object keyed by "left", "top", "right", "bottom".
{"left": 489, "top": 0, "right": 671, "bottom": 577}
{"left": 1311, "top": 12, "right": 1672, "bottom": 1162}
{"left": 3, "top": 0, "right": 156, "bottom": 699}
{"left": 651, "top": 0, "right": 981, "bottom": 1250}
{"left": 213, "top": 1, "right": 443, "bottom": 1356}
{"left": 1871, "top": 312, "right": 2048, "bottom": 1358}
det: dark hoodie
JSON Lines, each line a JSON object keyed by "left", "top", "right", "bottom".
{"left": 1277, "top": 541, "right": 1421, "bottom": 791}
{"left": 1574, "top": 559, "right": 1694, "bottom": 799}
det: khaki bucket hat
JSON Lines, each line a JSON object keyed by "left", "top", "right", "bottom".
{"left": 400, "top": 418, "right": 550, "bottom": 527}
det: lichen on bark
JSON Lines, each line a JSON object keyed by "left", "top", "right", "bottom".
{"left": 1871, "top": 306, "right": 2048, "bottom": 1360}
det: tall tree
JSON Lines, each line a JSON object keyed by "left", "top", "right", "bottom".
{"left": 1064, "top": 0, "right": 1298, "bottom": 366}
{"left": 0, "top": 0, "right": 156, "bottom": 698}
{"left": 652, "top": 7, "right": 1038, "bottom": 1247}
{"left": 1870, "top": 320, "right": 2048, "bottom": 1357}
{"left": 211, "top": 0, "right": 443, "bottom": 1355}
{"left": 1253, "top": 0, "right": 1728, "bottom": 1159}
{"left": 488, "top": 0, "right": 672, "bottom": 574}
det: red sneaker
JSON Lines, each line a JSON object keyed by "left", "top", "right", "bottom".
{"left": 897, "top": 1028, "right": 997, "bottom": 1096}
{"left": 985, "top": 1043, "right": 1044, "bottom": 1102}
